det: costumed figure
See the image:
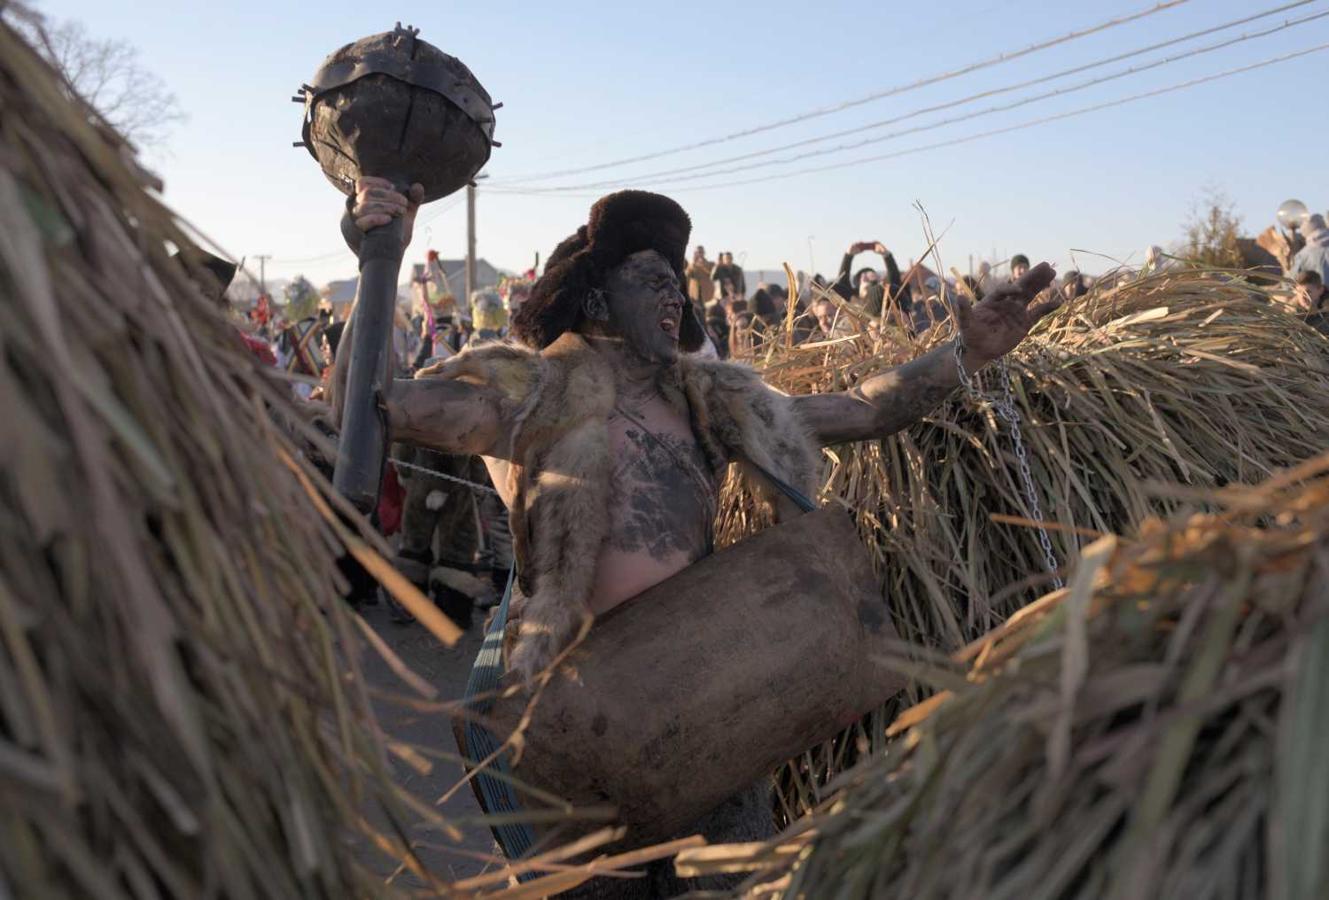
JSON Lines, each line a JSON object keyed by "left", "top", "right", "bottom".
{"left": 337, "top": 182, "right": 1064, "bottom": 898}
{"left": 277, "top": 276, "right": 327, "bottom": 398}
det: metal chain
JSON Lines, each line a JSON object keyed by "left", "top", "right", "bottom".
{"left": 390, "top": 458, "right": 501, "bottom": 496}
{"left": 954, "top": 341, "right": 1064, "bottom": 590}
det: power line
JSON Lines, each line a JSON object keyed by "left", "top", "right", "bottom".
{"left": 497, "top": 0, "right": 1320, "bottom": 192}
{"left": 491, "top": 0, "right": 1192, "bottom": 184}
{"left": 498, "top": 43, "right": 1329, "bottom": 196}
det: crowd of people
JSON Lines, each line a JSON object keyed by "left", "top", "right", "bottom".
{"left": 680, "top": 243, "right": 1096, "bottom": 359}
{"left": 223, "top": 198, "right": 1329, "bottom": 637}
{"left": 675, "top": 206, "right": 1329, "bottom": 357}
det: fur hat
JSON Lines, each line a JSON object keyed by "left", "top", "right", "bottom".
{"left": 511, "top": 190, "right": 705, "bottom": 351}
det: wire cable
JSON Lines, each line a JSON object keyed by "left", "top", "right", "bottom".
{"left": 495, "top": 0, "right": 1320, "bottom": 191}
{"left": 493, "top": 8, "right": 1329, "bottom": 193}
{"left": 492, "top": 43, "right": 1329, "bottom": 196}
{"left": 492, "top": 0, "right": 1192, "bottom": 183}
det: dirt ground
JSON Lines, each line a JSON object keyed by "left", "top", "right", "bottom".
{"left": 357, "top": 600, "right": 498, "bottom": 885}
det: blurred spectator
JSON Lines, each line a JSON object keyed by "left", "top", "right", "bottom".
{"left": 833, "top": 241, "right": 909, "bottom": 319}
{"left": 712, "top": 252, "right": 746, "bottom": 300}
{"left": 1291, "top": 214, "right": 1329, "bottom": 284}
{"left": 1299, "top": 271, "right": 1329, "bottom": 337}
{"left": 1062, "top": 270, "right": 1089, "bottom": 300}
{"left": 686, "top": 245, "right": 715, "bottom": 305}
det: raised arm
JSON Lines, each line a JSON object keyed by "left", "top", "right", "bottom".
{"left": 832, "top": 242, "right": 865, "bottom": 299}
{"left": 878, "top": 243, "right": 910, "bottom": 315}
{"left": 794, "top": 263, "right": 1060, "bottom": 445}
{"left": 329, "top": 177, "right": 510, "bottom": 457}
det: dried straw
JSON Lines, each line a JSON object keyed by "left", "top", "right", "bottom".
{"left": 0, "top": 19, "right": 467, "bottom": 897}
{"left": 701, "top": 452, "right": 1329, "bottom": 899}
{"left": 720, "top": 268, "right": 1329, "bottom": 821}
{"left": 0, "top": 21, "right": 715, "bottom": 897}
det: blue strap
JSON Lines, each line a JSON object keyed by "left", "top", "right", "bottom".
{"left": 751, "top": 461, "right": 818, "bottom": 513}
{"left": 462, "top": 567, "right": 539, "bottom": 864}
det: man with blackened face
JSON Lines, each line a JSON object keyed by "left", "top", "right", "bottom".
{"left": 592, "top": 250, "right": 688, "bottom": 363}
{"left": 338, "top": 183, "right": 1065, "bottom": 898}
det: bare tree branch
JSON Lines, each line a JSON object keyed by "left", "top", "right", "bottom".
{"left": 4, "top": 4, "right": 186, "bottom": 151}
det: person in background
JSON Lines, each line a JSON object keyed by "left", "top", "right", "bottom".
{"left": 811, "top": 295, "right": 856, "bottom": 340}
{"left": 750, "top": 287, "right": 781, "bottom": 331}
{"left": 1009, "top": 254, "right": 1031, "bottom": 283}
{"left": 911, "top": 276, "right": 950, "bottom": 334}
{"left": 834, "top": 240, "right": 909, "bottom": 320}
{"left": 726, "top": 296, "right": 756, "bottom": 358}
{"left": 712, "top": 251, "right": 746, "bottom": 300}
{"left": 1296, "top": 270, "right": 1326, "bottom": 310}
{"left": 705, "top": 301, "right": 730, "bottom": 359}
{"left": 977, "top": 260, "right": 997, "bottom": 293}
{"left": 470, "top": 289, "right": 508, "bottom": 345}
{"left": 957, "top": 275, "right": 985, "bottom": 303}
{"left": 1297, "top": 271, "right": 1329, "bottom": 337}
{"left": 686, "top": 245, "right": 715, "bottom": 306}
{"left": 1291, "top": 214, "right": 1329, "bottom": 284}
{"left": 1062, "top": 270, "right": 1089, "bottom": 300}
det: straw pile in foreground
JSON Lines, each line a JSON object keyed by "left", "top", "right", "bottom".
{"left": 0, "top": 20, "right": 470, "bottom": 897}
{"left": 690, "top": 452, "right": 1329, "bottom": 899}
{"left": 728, "top": 269, "right": 1329, "bottom": 652}
{"left": 718, "top": 271, "right": 1329, "bottom": 819}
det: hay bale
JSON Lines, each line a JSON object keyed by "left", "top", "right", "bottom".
{"left": 702, "top": 453, "right": 1329, "bottom": 899}
{"left": 722, "top": 269, "right": 1329, "bottom": 819}
{"left": 0, "top": 20, "right": 458, "bottom": 896}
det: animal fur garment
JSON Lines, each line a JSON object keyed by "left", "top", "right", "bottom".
{"left": 416, "top": 333, "right": 818, "bottom": 681}
{"left": 511, "top": 191, "right": 705, "bottom": 352}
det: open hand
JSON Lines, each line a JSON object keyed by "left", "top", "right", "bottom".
{"left": 957, "top": 261, "right": 1060, "bottom": 364}
{"left": 352, "top": 177, "right": 424, "bottom": 242}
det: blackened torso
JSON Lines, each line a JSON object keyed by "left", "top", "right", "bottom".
{"left": 588, "top": 388, "right": 718, "bottom": 615}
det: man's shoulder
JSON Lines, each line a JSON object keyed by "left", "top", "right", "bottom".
{"left": 679, "top": 354, "right": 785, "bottom": 399}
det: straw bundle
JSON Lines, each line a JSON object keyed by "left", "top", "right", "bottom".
{"left": 0, "top": 20, "right": 464, "bottom": 897}
{"left": 722, "top": 270, "right": 1329, "bottom": 821}
{"left": 731, "top": 271, "right": 1329, "bottom": 650}
{"left": 696, "top": 453, "right": 1329, "bottom": 899}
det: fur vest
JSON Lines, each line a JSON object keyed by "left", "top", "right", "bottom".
{"left": 418, "top": 332, "right": 819, "bottom": 680}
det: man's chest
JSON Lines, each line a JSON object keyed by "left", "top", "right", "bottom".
{"left": 604, "top": 398, "right": 716, "bottom": 558}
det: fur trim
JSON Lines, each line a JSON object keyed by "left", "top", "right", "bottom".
{"left": 676, "top": 357, "right": 819, "bottom": 521}
{"left": 511, "top": 191, "right": 703, "bottom": 352}
{"left": 433, "top": 335, "right": 817, "bottom": 683}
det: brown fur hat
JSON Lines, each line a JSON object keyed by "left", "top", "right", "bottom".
{"left": 511, "top": 190, "right": 705, "bottom": 352}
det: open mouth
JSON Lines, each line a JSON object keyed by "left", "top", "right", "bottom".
{"left": 658, "top": 309, "right": 680, "bottom": 337}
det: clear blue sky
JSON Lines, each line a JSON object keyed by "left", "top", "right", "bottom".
{"left": 36, "top": 0, "right": 1329, "bottom": 287}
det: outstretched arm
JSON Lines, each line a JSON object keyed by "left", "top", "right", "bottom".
{"left": 385, "top": 377, "right": 509, "bottom": 457}
{"left": 794, "top": 263, "right": 1060, "bottom": 445}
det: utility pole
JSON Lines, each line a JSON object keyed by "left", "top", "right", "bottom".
{"left": 465, "top": 183, "right": 476, "bottom": 302}
{"left": 465, "top": 174, "right": 488, "bottom": 300}
{"left": 255, "top": 254, "right": 272, "bottom": 294}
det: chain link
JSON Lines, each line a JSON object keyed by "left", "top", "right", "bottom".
{"left": 390, "top": 458, "right": 501, "bottom": 496}
{"left": 954, "top": 341, "right": 1064, "bottom": 590}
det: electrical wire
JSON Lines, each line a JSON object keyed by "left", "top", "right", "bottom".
{"left": 490, "top": 0, "right": 1192, "bottom": 183}
{"left": 491, "top": 43, "right": 1329, "bottom": 196}
{"left": 494, "top": 0, "right": 1321, "bottom": 192}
